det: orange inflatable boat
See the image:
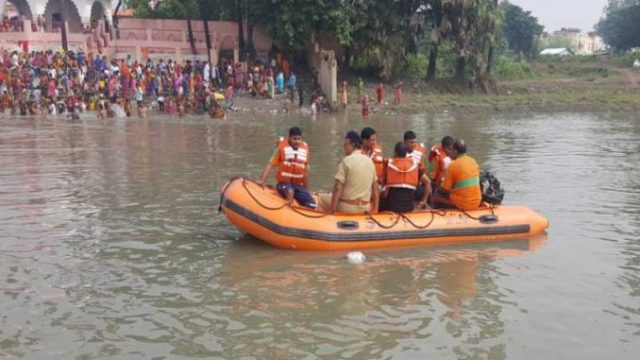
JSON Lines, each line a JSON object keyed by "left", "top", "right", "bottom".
{"left": 219, "top": 178, "right": 549, "bottom": 251}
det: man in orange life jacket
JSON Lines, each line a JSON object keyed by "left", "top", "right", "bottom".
{"left": 428, "top": 135, "right": 455, "bottom": 190}
{"left": 259, "top": 127, "right": 316, "bottom": 208}
{"left": 361, "top": 127, "right": 385, "bottom": 185}
{"left": 381, "top": 142, "right": 432, "bottom": 213}
{"left": 432, "top": 139, "right": 482, "bottom": 210}
{"left": 403, "top": 130, "right": 429, "bottom": 202}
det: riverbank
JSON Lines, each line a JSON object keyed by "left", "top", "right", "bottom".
{"left": 230, "top": 56, "right": 640, "bottom": 115}
{"left": 400, "top": 57, "right": 640, "bottom": 113}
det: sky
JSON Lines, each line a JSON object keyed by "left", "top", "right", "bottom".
{"left": 508, "top": 0, "right": 608, "bottom": 33}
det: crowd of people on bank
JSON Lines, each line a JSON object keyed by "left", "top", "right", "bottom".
{"left": 260, "top": 127, "right": 482, "bottom": 214}
{"left": 0, "top": 49, "right": 321, "bottom": 120}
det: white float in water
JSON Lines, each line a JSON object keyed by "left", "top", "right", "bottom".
{"left": 346, "top": 251, "right": 366, "bottom": 264}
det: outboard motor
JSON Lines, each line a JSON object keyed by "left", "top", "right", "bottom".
{"left": 480, "top": 170, "right": 505, "bottom": 205}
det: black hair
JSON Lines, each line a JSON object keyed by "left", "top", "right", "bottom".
{"left": 454, "top": 139, "right": 467, "bottom": 154}
{"left": 393, "top": 142, "right": 407, "bottom": 157}
{"left": 345, "top": 130, "right": 362, "bottom": 149}
{"left": 361, "top": 127, "right": 376, "bottom": 140}
{"left": 289, "top": 127, "right": 302, "bottom": 137}
{"left": 441, "top": 136, "right": 454, "bottom": 147}
{"left": 403, "top": 130, "right": 417, "bottom": 141}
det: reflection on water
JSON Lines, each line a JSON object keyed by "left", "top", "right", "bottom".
{"left": 0, "top": 112, "right": 638, "bottom": 358}
{"left": 218, "top": 236, "right": 546, "bottom": 359}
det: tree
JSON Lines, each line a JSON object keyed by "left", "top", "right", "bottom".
{"left": 597, "top": 1, "right": 640, "bottom": 51}
{"left": 440, "top": 0, "right": 499, "bottom": 82}
{"left": 500, "top": 1, "right": 543, "bottom": 59}
{"left": 425, "top": 0, "right": 444, "bottom": 82}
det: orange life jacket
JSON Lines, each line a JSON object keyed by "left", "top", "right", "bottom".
{"left": 385, "top": 157, "right": 420, "bottom": 190}
{"left": 407, "top": 143, "right": 427, "bottom": 171}
{"left": 275, "top": 137, "right": 309, "bottom": 186}
{"left": 428, "top": 144, "right": 449, "bottom": 186}
{"left": 366, "top": 144, "right": 385, "bottom": 183}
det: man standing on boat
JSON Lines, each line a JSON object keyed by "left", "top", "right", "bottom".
{"left": 432, "top": 139, "right": 482, "bottom": 210}
{"left": 259, "top": 127, "right": 317, "bottom": 209}
{"left": 319, "top": 131, "right": 379, "bottom": 214}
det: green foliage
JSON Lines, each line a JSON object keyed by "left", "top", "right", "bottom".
{"left": 124, "top": 0, "right": 527, "bottom": 84}
{"left": 597, "top": 2, "right": 640, "bottom": 51}
{"left": 500, "top": 1, "right": 544, "bottom": 58}
{"left": 494, "top": 56, "right": 537, "bottom": 80}
{"left": 127, "top": 0, "right": 198, "bottom": 19}
{"left": 612, "top": 51, "right": 640, "bottom": 66}
{"left": 401, "top": 53, "right": 428, "bottom": 79}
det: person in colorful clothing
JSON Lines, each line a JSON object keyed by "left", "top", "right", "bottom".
{"left": 432, "top": 139, "right": 482, "bottom": 210}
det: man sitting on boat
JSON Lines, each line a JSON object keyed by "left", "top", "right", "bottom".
{"left": 432, "top": 139, "right": 482, "bottom": 210}
{"left": 403, "top": 130, "right": 428, "bottom": 202}
{"left": 259, "top": 127, "right": 316, "bottom": 209}
{"left": 428, "top": 135, "right": 455, "bottom": 191}
{"left": 318, "top": 131, "right": 379, "bottom": 214}
{"left": 361, "top": 127, "right": 385, "bottom": 185}
{"left": 381, "top": 142, "right": 432, "bottom": 213}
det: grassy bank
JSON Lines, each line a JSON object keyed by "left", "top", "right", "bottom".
{"left": 393, "top": 55, "right": 640, "bottom": 113}
{"left": 231, "top": 55, "right": 639, "bottom": 114}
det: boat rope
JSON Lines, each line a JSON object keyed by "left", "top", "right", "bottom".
{"left": 459, "top": 204, "right": 496, "bottom": 221}
{"left": 365, "top": 212, "right": 402, "bottom": 229}
{"left": 241, "top": 178, "right": 289, "bottom": 211}
{"left": 240, "top": 178, "right": 327, "bottom": 217}
{"left": 289, "top": 205, "right": 329, "bottom": 218}
{"left": 399, "top": 211, "right": 436, "bottom": 229}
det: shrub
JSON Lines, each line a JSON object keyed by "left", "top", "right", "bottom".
{"left": 401, "top": 53, "right": 428, "bottom": 79}
{"left": 495, "top": 57, "right": 538, "bottom": 80}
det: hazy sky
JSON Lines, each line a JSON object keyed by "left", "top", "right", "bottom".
{"left": 508, "top": 0, "right": 608, "bottom": 33}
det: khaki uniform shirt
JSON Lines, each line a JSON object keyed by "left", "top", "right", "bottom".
{"left": 335, "top": 150, "right": 376, "bottom": 213}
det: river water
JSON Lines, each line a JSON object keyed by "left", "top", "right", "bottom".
{"left": 0, "top": 111, "right": 638, "bottom": 359}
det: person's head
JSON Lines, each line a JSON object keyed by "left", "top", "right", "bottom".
{"left": 288, "top": 126, "right": 303, "bottom": 148}
{"left": 393, "top": 141, "right": 407, "bottom": 158}
{"left": 344, "top": 130, "right": 362, "bottom": 155}
{"left": 441, "top": 135, "right": 455, "bottom": 157}
{"left": 403, "top": 130, "right": 417, "bottom": 151}
{"left": 454, "top": 139, "right": 467, "bottom": 157}
{"left": 361, "top": 127, "right": 377, "bottom": 150}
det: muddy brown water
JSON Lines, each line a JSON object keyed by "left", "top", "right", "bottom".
{"left": 0, "top": 111, "right": 638, "bottom": 359}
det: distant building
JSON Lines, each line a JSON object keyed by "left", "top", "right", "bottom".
{"left": 540, "top": 48, "right": 574, "bottom": 56}
{"left": 544, "top": 27, "right": 606, "bottom": 55}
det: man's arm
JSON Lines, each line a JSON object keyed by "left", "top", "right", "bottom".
{"left": 329, "top": 180, "right": 343, "bottom": 214}
{"left": 370, "top": 180, "right": 380, "bottom": 214}
{"left": 259, "top": 149, "right": 279, "bottom": 186}
{"left": 259, "top": 163, "right": 273, "bottom": 186}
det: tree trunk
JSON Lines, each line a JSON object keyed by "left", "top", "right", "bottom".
{"left": 426, "top": 45, "right": 438, "bottom": 82}
{"left": 454, "top": 56, "right": 466, "bottom": 81}
{"left": 246, "top": 24, "right": 255, "bottom": 60}
{"left": 485, "top": 0, "right": 499, "bottom": 75}
{"left": 203, "top": 18, "right": 212, "bottom": 64}
{"left": 237, "top": 0, "right": 246, "bottom": 61}
{"left": 486, "top": 45, "right": 495, "bottom": 74}
{"left": 187, "top": 18, "right": 196, "bottom": 55}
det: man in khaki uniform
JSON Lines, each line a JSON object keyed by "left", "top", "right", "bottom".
{"left": 319, "top": 131, "right": 379, "bottom": 214}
